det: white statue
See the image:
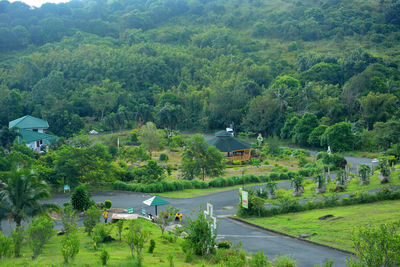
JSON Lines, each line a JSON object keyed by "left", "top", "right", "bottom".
{"left": 257, "top": 133, "right": 263, "bottom": 146}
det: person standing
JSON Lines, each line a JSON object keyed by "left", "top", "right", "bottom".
{"left": 102, "top": 209, "right": 109, "bottom": 223}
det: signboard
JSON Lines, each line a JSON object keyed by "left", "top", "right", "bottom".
{"left": 127, "top": 207, "right": 134, "bottom": 214}
{"left": 242, "top": 190, "right": 248, "bottom": 209}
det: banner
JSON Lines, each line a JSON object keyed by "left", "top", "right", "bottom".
{"left": 242, "top": 190, "right": 248, "bottom": 209}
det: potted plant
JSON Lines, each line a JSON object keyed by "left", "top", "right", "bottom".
{"left": 335, "top": 170, "right": 347, "bottom": 192}
{"left": 313, "top": 173, "right": 326, "bottom": 194}
{"left": 265, "top": 181, "right": 278, "bottom": 199}
{"left": 291, "top": 175, "right": 304, "bottom": 197}
{"left": 358, "top": 164, "right": 371, "bottom": 185}
{"left": 378, "top": 158, "right": 390, "bottom": 184}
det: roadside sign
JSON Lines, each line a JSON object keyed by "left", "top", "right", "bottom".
{"left": 242, "top": 190, "right": 248, "bottom": 209}
{"left": 141, "top": 208, "right": 146, "bottom": 216}
{"left": 127, "top": 207, "right": 134, "bottom": 214}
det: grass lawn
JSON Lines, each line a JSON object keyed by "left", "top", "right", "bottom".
{"left": 1, "top": 218, "right": 211, "bottom": 267}
{"left": 158, "top": 182, "right": 267, "bottom": 198}
{"left": 243, "top": 199, "right": 400, "bottom": 252}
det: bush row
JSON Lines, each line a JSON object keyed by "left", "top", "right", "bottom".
{"left": 239, "top": 188, "right": 400, "bottom": 217}
{"left": 113, "top": 167, "right": 318, "bottom": 193}
{"left": 113, "top": 180, "right": 208, "bottom": 193}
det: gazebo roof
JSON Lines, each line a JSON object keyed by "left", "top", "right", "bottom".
{"left": 207, "top": 132, "right": 251, "bottom": 152}
{"left": 143, "top": 196, "right": 169, "bottom": 206}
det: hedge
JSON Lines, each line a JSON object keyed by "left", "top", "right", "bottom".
{"left": 238, "top": 188, "right": 400, "bottom": 217}
{"left": 113, "top": 167, "right": 317, "bottom": 194}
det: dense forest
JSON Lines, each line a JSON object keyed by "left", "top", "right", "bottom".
{"left": 1, "top": 0, "right": 400, "bottom": 152}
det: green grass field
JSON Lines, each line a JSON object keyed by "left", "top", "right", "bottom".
{"left": 243, "top": 199, "right": 400, "bottom": 252}
{"left": 158, "top": 182, "right": 267, "bottom": 198}
{"left": 1, "top": 218, "right": 211, "bottom": 267}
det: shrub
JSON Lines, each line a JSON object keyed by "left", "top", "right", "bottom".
{"left": 71, "top": 185, "right": 91, "bottom": 212}
{"left": 287, "top": 171, "right": 297, "bottom": 179}
{"left": 279, "top": 173, "right": 289, "bottom": 181}
{"left": 83, "top": 206, "right": 101, "bottom": 235}
{"left": 167, "top": 252, "right": 174, "bottom": 267}
{"left": 317, "top": 152, "right": 346, "bottom": 170}
{"left": 62, "top": 205, "right": 78, "bottom": 235}
{"left": 278, "top": 198, "right": 303, "bottom": 213}
{"left": 275, "top": 189, "right": 290, "bottom": 199}
{"left": 148, "top": 239, "right": 156, "bottom": 253}
{"left": 104, "top": 200, "right": 112, "bottom": 209}
{"left": 93, "top": 224, "right": 112, "bottom": 244}
{"left": 215, "top": 243, "right": 247, "bottom": 266}
{"left": 323, "top": 194, "right": 340, "bottom": 207}
{"left": 217, "top": 240, "right": 232, "bottom": 249}
{"left": 27, "top": 216, "right": 55, "bottom": 259}
{"left": 265, "top": 181, "right": 277, "bottom": 195}
{"left": 346, "top": 221, "right": 400, "bottom": 266}
{"left": 124, "top": 221, "right": 150, "bottom": 261}
{"left": 115, "top": 220, "right": 124, "bottom": 241}
{"left": 269, "top": 172, "right": 279, "bottom": 180}
{"left": 184, "top": 246, "right": 195, "bottom": 263}
{"left": 61, "top": 232, "right": 80, "bottom": 263}
{"left": 12, "top": 225, "right": 24, "bottom": 258}
{"left": 100, "top": 249, "right": 110, "bottom": 265}
{"left": 298, "top": 156, "right": 308, "bottom": 167}
{"left": 274, "top": 255, "right": 297, "bottom": 267}
{"left": 159, "top": 153, "right": 169, "bottom": 161}
{"left": 0, "top": 232, "right": 13, "bottom": 259}
{"left": 249, "top": 251, "right": 271, "bottom": 267}
{"left": 184, "top": 206, "right": 216, "bottom": 256}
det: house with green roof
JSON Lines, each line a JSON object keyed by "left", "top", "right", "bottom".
{"left": 9, "top": 115, "right": 58, "bottom": 152}
{"left": 206, "top": 130, "right": 252, "bottom": 161}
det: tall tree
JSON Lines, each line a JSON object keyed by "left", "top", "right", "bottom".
{"left": 182, "top": 134, "right": 225, "bottom": 180}
{"left": 321, "top": 121, "right": 355, "bottom": 152}
{"left": 139, "top": 122, "right": 163, "bottom": 157}
{"left": 292, "top": 113, "right": 319, "bottom": 146}
{"left": 242, "top": 95, "right": 280, "bottom": 136}
{"left": 359, "top": 92, "right": 397, "bottom": 130}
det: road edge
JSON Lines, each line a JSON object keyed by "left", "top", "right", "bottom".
{"left": 227, "top": 216, "right": 355, "bottom": 256}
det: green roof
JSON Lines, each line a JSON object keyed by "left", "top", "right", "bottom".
{"left": 143, "top": 196, "right": 169, "bottom": 206}
{"left": 207, "top": 135, "right": 251, "bottom": 152}
{"left": 19, "top": 129, "right": 58, "bottom": 144}
{"left": 9, "top": 115, "right": 49, "bottom": 129}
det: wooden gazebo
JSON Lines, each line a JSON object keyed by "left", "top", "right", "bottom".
{"left": 207, "top": 131, "right": 251, "bottom": 161}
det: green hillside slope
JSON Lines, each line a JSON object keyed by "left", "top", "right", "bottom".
{"left": 0, "top": 0, "right": 399, "bottom": 151}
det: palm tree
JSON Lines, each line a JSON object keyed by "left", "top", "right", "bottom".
{"left": 0, "top": 168, "right": 57, "bottom": 226}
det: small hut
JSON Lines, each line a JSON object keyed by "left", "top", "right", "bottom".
{"left": 207, "top": 131, "right": 251, "bottom": 161}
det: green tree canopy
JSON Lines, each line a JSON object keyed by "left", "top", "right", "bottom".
{"left": 0, "top": 168, "right": 56, "bottom": 226}
{"left": 321, "top": 121, "right": 355, "bottom": 152}
{"left": 182, "top": 134, "right": 225, "bottom": 180}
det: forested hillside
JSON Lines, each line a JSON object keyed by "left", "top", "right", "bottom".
{"left": 1, "top": 0, "right": 400, "bottom": 151}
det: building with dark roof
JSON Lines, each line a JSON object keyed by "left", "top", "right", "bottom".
{"left": 9, "top": 115, "right": 58, "bottom": 152}
{"left": 207, "top": 130, "right": 251, "bottom": 161}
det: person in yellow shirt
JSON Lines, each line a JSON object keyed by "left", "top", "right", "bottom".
{"left": 102, "top": 209, "right": 109, "bottom": 223}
